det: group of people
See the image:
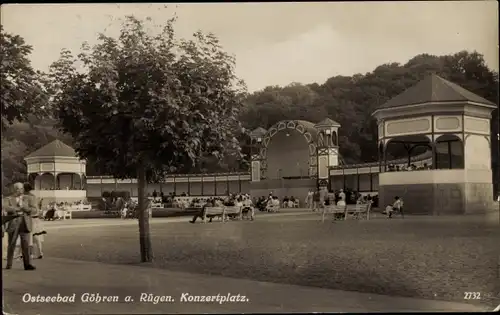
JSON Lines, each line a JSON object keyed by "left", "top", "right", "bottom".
{"left": 281, "top": 196, "right": 299, "bottom": 208}
{"left": 254, "top": 194, "right": 280, "bottom": 212}
{"left": 98, "top": 195, "right": 151, "bottom": 219}
{"left": 2, "top": 182, "right": 46, "bottom": 271}
{"left": 387, "top": 163, "right": 430, "bottom": 172}
{"left": 42, "top": 202, "right": 72, "bottom": 220}
{"left": 305, "top": 188, "right": 348, "bottom": 210}
{"left": 189, "top": 193, "right": 255, "bottom": 223}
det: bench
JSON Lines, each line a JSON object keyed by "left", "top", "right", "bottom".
{"left": 70, "top": 204, "right": 92, "bottom": 211}
{"left": 345, "top": 203, "right": 371, "bottom": 220}
{"left": 321, "top": 205, "right": 347, "bottom": 222}
{"left": 203, "top": 207, "right": 225, "bottom": 223}
{"left": 104, "top": 210, "right": 121, "bottom": 218}
{"left": 223, "top": 206, "right": 242, "bottom": 221}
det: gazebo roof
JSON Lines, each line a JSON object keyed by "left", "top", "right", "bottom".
{"left": 378, "top": 74, "right": 496, "bottom": 110}
{"left": 315, "top": 118, "right": 341, "bottom": 128}
{"left": 25, "top": 140, "right": 78, "bottom": 159}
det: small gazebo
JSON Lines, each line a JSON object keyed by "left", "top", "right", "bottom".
{"left": 24, "top": 140, "right": 87, "bottom": 203}
{"left": 372, "top": 74, "right": 496, "bottom": 214}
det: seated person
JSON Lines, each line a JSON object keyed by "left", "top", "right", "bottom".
{"left": 384, "top": 205, "right": 393, "bottom": 217}
{"left": 224, "top": 197, "right": 235, "bottom": 207}
{"left": 282, "top": 196, "right": 289, "bottom": 208}
{"left": 356, "top": 194, "right": 365, "bottom": 204}
{"left": 266, "top": 196, "right": 280, "bottom": 212}
{"left": 242, "top": 197, "right": 255, "bottom": 220}
{"left": 121, "top": 206, "right": 128, "bottom": 219}
{"left": 337, "top": 189, "right": 346, "bottom": 206}
{"left": 44, "top": 203, "right": 56, "bottom": 221}
{"left": 265, "top": 197, "right": 273, "bottom": 211}
{"left": 227, "top": 197, "right": 244, "bottom": 220}
{"left": 390, "top": 196, "right": 403, "bottom": 218}
{"left": 255, "top": 197, "right": 266, "bottom": 212}
{"left": 190, "top": 199, "right": 215, "bottom": 223}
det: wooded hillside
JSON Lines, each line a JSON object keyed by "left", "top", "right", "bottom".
{"left": 1, "top": 26, "right": 498, "bottom": 190}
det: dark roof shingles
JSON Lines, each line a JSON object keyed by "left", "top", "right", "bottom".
{"left": 25, "top": 140, "right": 77, "bottom": 158}
{"left": 378, "top": 74, "right": 495, "bottom": 109}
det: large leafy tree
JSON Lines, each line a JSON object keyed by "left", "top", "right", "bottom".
{"left": 0, "top": 26, "right": 48, "bottom": 129}
{"left": 1, "top": 27, "right": 53, "bottom": 189}
{"left": 49, "top": 16, "right": 246, "bottom": 262}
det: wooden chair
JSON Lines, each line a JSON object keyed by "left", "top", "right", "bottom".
{"left": 322, "top": 205, "right": 347, "bottom": 222}
{"left": 345, "top": 203, "right": 371, "bottom": 220}
{"left": 223, "top": 206, "right": 242, "bottom": 222}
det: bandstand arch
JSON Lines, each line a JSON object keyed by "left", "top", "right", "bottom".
{"left": 259, "top": 120, "right": 319, "bottom": 179}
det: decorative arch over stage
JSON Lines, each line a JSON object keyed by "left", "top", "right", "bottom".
{"left": 249, "top": 118, "right": 341, "bottom": 190}
{"left": 260, "top": 120, "right": 319, "bottom": 179}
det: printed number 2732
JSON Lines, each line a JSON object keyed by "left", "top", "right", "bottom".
{"left": 464, "top": 292, "right": 481, "bottom": 300}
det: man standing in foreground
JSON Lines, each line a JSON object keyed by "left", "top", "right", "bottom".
{"left": 3, "top": 182, "right": 36, "bottom": 270}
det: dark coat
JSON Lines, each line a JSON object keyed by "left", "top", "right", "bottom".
{"left": 3, "top": 194, "right": 37, "bottom": 233}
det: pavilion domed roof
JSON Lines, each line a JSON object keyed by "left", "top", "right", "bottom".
{"left": 315, "top": 118, "right": 341, "bottom": 128}
{"left": 378, "top": 74, "right": 496, "bottom": 110}
{"left": 25, "top": 140, "right": 78, "bottom": 159}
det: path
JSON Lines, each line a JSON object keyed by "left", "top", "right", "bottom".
{"left": 2, "top": 257, "right": 490, "bottom": 314}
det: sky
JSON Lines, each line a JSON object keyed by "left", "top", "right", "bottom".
{"left": 1, "top": 2, "right": 498, "bottom": 92}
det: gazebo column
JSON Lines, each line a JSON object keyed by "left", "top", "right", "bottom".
{"left": 54, "top": 172, "right": 58, "bottom": 190}
{"left": 383, "top": 140, "right": 389, "bottom": 172}
{"left": 28, "top": 173, "right": 36, "bottom": 188}
{"left": 431, "top": 142, "right": 437, "bottom": 170}
{"left": 37, "top": 173, "right": 43, "bottom": 190}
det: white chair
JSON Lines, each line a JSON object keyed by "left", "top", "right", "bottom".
{"left": 63, "top": 208, "right": 72, "bottom": 220}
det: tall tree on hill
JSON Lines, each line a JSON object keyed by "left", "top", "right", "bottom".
{"left": 239, "top": 83, "right": 326, "bottom": 130}
{"left": 0, "top": 27, "right": 49, "bottom": 130}
{"left": 48, "top": 16, "right": 247, "bottom": 262}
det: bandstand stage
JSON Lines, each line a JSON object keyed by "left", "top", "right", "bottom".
{"left": 24, "top": 75, "right": 497, "bottom": 215}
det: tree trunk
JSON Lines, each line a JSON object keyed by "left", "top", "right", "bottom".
{"left": 137, "top": 165, "right": 153, "bottom": 262}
